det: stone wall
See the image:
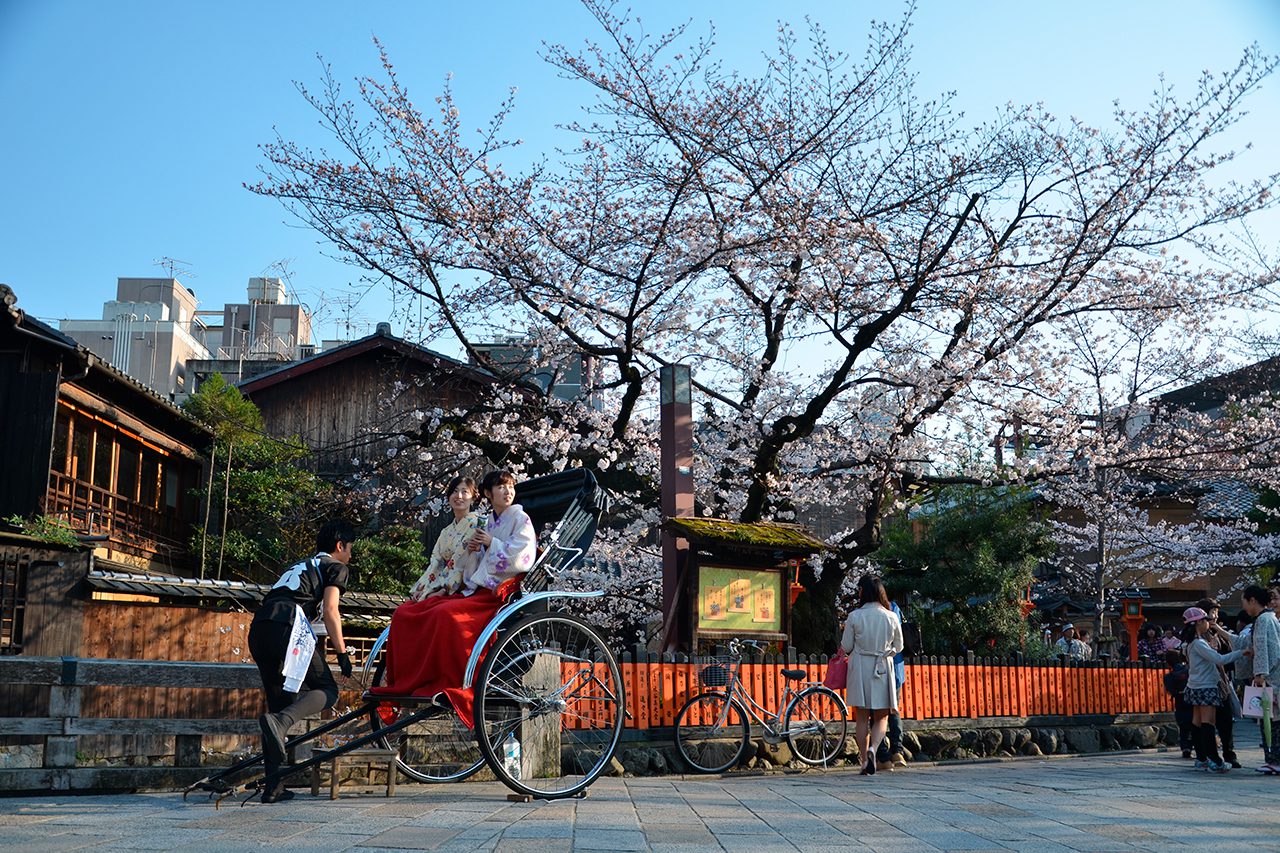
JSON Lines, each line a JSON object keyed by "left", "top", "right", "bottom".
{"left": 612, "top": 715, "right": 1178, "bottom": 776}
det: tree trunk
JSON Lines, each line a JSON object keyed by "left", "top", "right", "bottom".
{"left": 199, "top": 443, "right": 216, "bottom": 579}
{"left": 217, "top": 441, "right": 234, "bottom": 580}
{"left": 1095, "top": 511, "right": 1108, "bottom": 638}
{"left": 790, "top": 481, "right": 889, "bottom": 654}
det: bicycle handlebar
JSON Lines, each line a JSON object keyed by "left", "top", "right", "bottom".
{"left": 728, "top": 638, "right": 767, "bottom": 654}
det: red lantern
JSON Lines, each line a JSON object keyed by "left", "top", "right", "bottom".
{"left": 788, "top": 559, "right": 804, "bottom": 606}
{"left": 1018, "top": 584, "right": 1036, "bottom": 618}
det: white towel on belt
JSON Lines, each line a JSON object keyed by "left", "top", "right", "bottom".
{"left": 282, "top": 605, "right": 316, "bottom": 693}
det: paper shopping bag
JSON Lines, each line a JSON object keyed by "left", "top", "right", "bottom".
{"left": 1242, "top": 685, "right": 1276, "bottom": 719}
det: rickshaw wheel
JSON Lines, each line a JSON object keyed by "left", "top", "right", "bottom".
{"left": 366, "top": 648, "right": 488, "bottom": 784}
{"left": 473, "top": 611, "right": 624, "bottom": 799}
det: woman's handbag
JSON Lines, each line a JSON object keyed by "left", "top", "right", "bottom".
{"left": 1220, "top": 677, "right": 1243, "bottom": 720}
{"left": 823, "top": 648, "right": 848, "bottom": 690}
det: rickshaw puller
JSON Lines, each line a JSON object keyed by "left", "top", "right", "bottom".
{"left": 248, "top": 518, "right": 356, "bottom": 803}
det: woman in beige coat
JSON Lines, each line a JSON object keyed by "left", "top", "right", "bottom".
{"left": 840, "top": 575, "right": 904, "bottom": 776}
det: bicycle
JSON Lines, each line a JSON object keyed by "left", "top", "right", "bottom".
{"left": 674, "top": 638, "right": 848, "bottom": 773}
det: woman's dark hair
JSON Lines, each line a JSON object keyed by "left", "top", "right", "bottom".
{"left": 856, "top": 575, "right": 891, "bottom": 610}
{"left": 1243, "top": 584, "right": 1270, "bottom": 605}
{"left": 316, "top": 518, "right": 357, "bottom": 553}
{"left": 445, "top": 475, "right": 479, "bottom": 501}
{"left": 1179, "top": 621, "right": 1199, "bottom": 645}
{"left": 1195, "top": 597, "right": 1218, "bottom": 613}
{"left": 479, "top": 469, "right": 517, "bottom": 498}
{"left": 1142, "top": 624, "right": 1158, "bottom": 639}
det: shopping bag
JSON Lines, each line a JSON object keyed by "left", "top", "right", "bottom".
{"left": 823, "top": 648, "right": 848, "bottom": 690}
{"left": 1243, "top": 685, "right": 1276, "bottom": 719}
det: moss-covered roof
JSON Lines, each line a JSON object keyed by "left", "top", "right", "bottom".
{"left": 663, "top": 517, "right": 829, "bottom": 554}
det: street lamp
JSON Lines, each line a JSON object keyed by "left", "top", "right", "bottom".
{"left": 1120, "top": 593, "right": 1144, "bottom": 662}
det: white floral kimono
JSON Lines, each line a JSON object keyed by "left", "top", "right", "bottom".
{"left": 466, "top": 503, "right": 537, "bottom": 592}
{"left": 408, "top": 512, "right": 481, "bottom": 601}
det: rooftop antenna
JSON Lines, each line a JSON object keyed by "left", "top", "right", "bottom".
{"left": 330, "top": 287, "right": 370, "bottom": 340}
{"left": 262, "top": 258, "right": 298, "bottom": 302}
{"left": 153, "top": 256, "right": 195, "bottom": 280}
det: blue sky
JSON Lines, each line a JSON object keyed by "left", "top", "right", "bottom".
{"left": 2, "top": 1, "right": 1278, "bottom": 347}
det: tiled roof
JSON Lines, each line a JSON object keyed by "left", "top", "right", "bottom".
{"left": 1157, "top": 356, "right": 1280, "bottom": 412}
{"left": 85, "top": 568, "right": 401, "bottom": 613}
{"left": 236, "top": 327, "right": 494, "bottom": 395}
{"left": 1195, "top": 479, "right": 1260, "bottom": 520}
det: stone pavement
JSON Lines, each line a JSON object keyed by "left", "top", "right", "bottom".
{"left": 0, "top": 749, "right": 1276, "bottom": 852}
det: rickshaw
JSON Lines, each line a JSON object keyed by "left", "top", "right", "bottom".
{"left": 186, "top": 468, "right": 625, "bottom": 804}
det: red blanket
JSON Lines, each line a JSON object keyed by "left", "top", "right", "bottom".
{"left": 368, "top": 589, "right": 502, "bottom": 727}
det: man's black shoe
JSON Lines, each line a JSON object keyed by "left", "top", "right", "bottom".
{"left": 259, "top": 713, "right": 287, "bottom": 767}
{"left": 261, "top": 787, "right": 295, "bottom": 804}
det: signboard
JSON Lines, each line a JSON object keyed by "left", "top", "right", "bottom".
{"left": 696, "top": 564, "right": 784, "bottom": 634}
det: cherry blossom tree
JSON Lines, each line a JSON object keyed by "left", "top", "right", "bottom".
{"left": 250, "top": 2, "right": 1280, "bottom": 646}
{"left": 1029, "top": 314, "right": 1280, "bottom": 631}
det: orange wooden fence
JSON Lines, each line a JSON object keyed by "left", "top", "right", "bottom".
{"left": 611, "top": 654, "right": 1172, "bottom": 731}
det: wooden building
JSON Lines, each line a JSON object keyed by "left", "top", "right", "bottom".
{"left": 237, "top": 326, "right": 498, "bottom": 478}
{"left": 1, "top": 282, "right": 215, "bottom": 675}
{"left": 0, "top": 285, "right": 211, "bottom": 576}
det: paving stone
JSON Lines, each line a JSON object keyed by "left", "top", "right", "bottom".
{"left": 642, "top": 827, "right": 717, "bottom": 844}
{"left": 493, "top": 842, "right": 572, "bottom": 853}
{"left": 359, "top": 826, "right": 462, "bottom": 849}
{"left": 502, "top": 820, "right": 573, "bottom": 839}
{"left": 572, "top": 828, "right": 649, "bottom": 851}
{"left": 5, "top": 751, "right": 1280, "bottom": 852}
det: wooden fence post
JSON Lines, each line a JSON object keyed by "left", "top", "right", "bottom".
{"left": 175, "top": 735, "right": 202, "bottom": 767}
{"left": 45, "top": 657, "right": 81, "bottom": 775}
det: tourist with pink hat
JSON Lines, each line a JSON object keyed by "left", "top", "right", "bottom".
{"left": 1180, "top": 606, "right": 1251, "bottom": 772}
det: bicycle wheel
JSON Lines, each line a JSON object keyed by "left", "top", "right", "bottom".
{"left": 473, "top": 611, "right": 625, "bottom": 799}
{"left": 784, "top": 685, "right": 847, "bottom": 766}
{"left": 366, "top": 644, "right": 487, "bottom": 784}
{"left": 674, "top": 691, "right": 750, "bottom": 773}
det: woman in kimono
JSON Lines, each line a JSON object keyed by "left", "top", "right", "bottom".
{"left": 371, "top": 470, "right": 537, "bottom": 724}
{"left": 408, "top": 475, "right": 481, "bottom": 602}
{"left": 840, "top": 575, "right": 904, "bottom": 776}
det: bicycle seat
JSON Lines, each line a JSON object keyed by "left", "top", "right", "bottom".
{"left": 780, "top": 668, "right": 808, "bottom": 681}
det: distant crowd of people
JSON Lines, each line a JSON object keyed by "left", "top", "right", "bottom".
{"left": 1046, "top": 623, "right": 1096, "bottom": 660}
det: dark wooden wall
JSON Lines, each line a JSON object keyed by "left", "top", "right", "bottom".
{"left": 17, "top": 548, "right": 88, "bottom": 658}
{"left": 0, "top": 359, "right": 59, "bottom": 520}
{"left": 248, "top": 350, "right": 485, "bottom": 477}
{"left": 0, "top": 544, "right": 88, "bottom": 750}
{"left": 78, "top": 603, "right": 260, "bottom": 732}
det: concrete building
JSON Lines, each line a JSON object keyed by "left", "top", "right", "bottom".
{"left": 58, "top": 278, "right": 211, "bottom": 402}
{"left": 187, "top": 277, "right": 315, "bottom": 392}
{"left": 196, "top": 276, "right": 313, "bottom": 362}
{"left": 58, "top": 276, "right": 316, "bottom": 400}
{"left": 470, "top": 339, "right": 597, "bottom": 403}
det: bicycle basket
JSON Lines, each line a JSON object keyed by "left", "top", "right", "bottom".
{"left": 698, "top": 662, "right": 732, "bottom": 688}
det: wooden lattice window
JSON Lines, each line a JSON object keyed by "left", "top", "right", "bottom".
{"left": 0, "top": 552, "right": 28, "bottom": 655}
